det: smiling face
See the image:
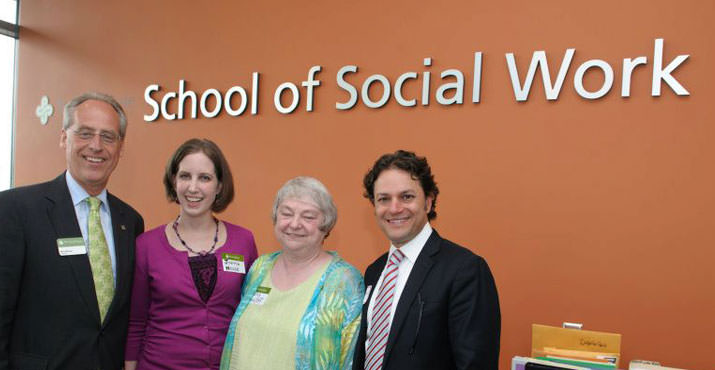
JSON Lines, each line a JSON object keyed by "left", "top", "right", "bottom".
{"left": 60, "top": 100, "right": 123, "bottom": 196}
{"left": 174, "top": 152, "right": 221, "bottom": 219}
{"left": 373, "top": 168, "right": 434, "bottom": 248}
{"left": 274, "top": 197, "right": 327, "bottom": 253}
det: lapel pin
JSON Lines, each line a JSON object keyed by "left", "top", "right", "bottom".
{"left": 120, "top": 225, "right": 126, "bottom": 230}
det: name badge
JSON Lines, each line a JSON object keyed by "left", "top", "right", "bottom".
{"left": 251, "top": 286, "right": 271, "bottom": 305}
{"left": 363, "top": 285, "right": 373, "bottom": 304}
{"left": 222, "top": 253, "right": 246, "bottom": 274}
{"left": 57, "top": 237, "right": 87, "bottom": 256}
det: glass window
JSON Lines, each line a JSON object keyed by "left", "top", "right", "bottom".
{"left": 0, "top": 1, "right": 17, "bottom": 191}
{"left": 0, "top": 1, "right": 17, "bottom": 24}
{"left": 0, "top": 36, "right": 14, "bottom": 190}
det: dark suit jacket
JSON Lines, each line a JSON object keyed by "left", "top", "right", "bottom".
{"left": 0, "top": 173, "right": 144, "bottom": 370}
{"left": 353, "top": 230, "right": 500, "bottom": 370}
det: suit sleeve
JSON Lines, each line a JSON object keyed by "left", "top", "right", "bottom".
{"left": 0, "top": 193, "right": 24, "bottom": 370}
{"left": 448, "top": 254, "right": 501, "bottom": 370}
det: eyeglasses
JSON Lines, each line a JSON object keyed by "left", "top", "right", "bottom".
{"left": 70, "top": 128, "right": 122, "bottom": 144}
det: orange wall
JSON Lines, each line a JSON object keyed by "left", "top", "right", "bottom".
{"left": 13, "top": 1, "right": 715, "bottom": 369}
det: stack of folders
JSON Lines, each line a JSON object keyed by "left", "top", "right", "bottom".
{"left": 513, "top": 356, "right": 591, "bottom": 370}
{"left": 530, "top": 324, "right": 622, "bottom": 369}
{"left": 533, "top": 347, "right": 619, "bottom": 369}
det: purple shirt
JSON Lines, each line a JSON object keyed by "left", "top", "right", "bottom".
{"left": 126, "top": 222, "right": 258, "bottom": 370}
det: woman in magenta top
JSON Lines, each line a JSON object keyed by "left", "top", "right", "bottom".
{"left": 125, "top": 139, "right": 258, "bottom": 370}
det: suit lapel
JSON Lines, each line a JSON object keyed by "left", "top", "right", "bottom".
{"left": 356, "top": 255, "right": 388, "bottom": 367}
{"left": 362, "top": 255, "right": 387, "bottom": 317}
{"left": 105, "top": 193, "right": 128, "bottom": 327}
{"left": 45, "top": 174, "right": 101, "bottom": 321}
{"left": 384, "top": 230, "right": 442, "bottom": 364}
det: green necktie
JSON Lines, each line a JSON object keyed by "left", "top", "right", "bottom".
{"left": 87, "top": 197, "right": 114, "bottom": 322}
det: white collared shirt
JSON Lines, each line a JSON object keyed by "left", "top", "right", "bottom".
{"left": 65, "top": 172, "right": 117, "bottom": 284}
{"left": 366, "top": 222, "right": 433, "bottom": 343}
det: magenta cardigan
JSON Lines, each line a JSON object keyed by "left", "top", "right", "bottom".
{"left": 125, "top": 222, "right": 258, "bottom": 370}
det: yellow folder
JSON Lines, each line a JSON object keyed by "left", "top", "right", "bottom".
{"left": 531, "top": 324, "right": 622, "bottom": 367}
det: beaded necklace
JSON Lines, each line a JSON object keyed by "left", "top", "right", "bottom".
{"left": 172, "top": 215, "right": 219, "bottom": 256}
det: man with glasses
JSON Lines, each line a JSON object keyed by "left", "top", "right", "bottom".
{"left": 0, "top": 92, "right": 144, "bottom": 370}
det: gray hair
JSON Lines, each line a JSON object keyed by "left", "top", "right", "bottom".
{"left": 272, "top": 176, "right": 338, "bottom": 235}
{"left": 63, "top": 92, "right": 128, "bottom": 138}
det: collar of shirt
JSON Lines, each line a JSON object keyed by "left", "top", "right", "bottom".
{"left": 387, "top": 222, "right": 433, "bottom": 265}
{"left": 65, "top": 171, "right": 109, "bottom": 208}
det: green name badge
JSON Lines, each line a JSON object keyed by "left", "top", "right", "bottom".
{"left": 56, "top": 237, "right": 87, "bottom": 256}
{"left": 251, "top": 286, "right": 271, "bottom": 305}
{"left": 222, "top": 253, "right": 246, "bottom": 274}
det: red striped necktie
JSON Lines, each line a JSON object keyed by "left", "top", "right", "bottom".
{"left": 365, "top": 248, "right": 405, "bottom": 370}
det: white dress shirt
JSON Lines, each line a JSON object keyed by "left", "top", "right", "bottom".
{"left": 366, "top": 222, "right": 433, "bottom": 344}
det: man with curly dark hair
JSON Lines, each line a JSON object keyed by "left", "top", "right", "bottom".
{"left": 353, "top": 149, "right": 501, "bottom": 370}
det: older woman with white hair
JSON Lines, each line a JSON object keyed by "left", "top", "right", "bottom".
{"left": 221, "top": 176, "right": 364, "bottom": 370}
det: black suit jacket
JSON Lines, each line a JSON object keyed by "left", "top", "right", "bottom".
{"left": 0, "top": 173, "right": 144, "bottom": 370}
{"left": 353, "top": 230, "right": 500, "bottom": 370}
